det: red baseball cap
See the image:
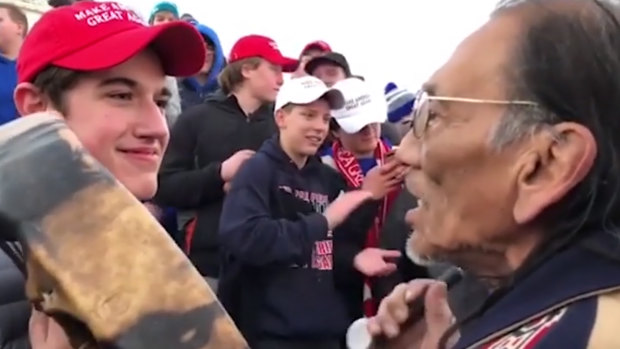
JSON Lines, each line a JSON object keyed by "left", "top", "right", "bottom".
{"left": 17, "top": 1, "right": 206, "bottom": 83}
{"left": 301, "top": 41, "right": 331, "bottom": 55}
{"left": 228, "top": 35, "right": 298, "bottom": 73}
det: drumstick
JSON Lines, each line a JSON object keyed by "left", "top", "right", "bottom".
{"left": 0, "top": 112, "right": 248, "bottom": 349}
{"left": 346, "top": 267, "right": 464, "bottom": 349}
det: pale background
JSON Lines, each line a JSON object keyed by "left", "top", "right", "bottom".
{"left": 14, "top": 0, "right": 500, "bottom": 94}
{"left": 121, "top": 0, "right": 499, "bottom": 93}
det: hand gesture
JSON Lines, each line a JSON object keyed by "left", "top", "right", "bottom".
{"left": 221, "top": 150, "right": 255, "bottom": 182}
{"left": 367, "top": 280, "right": 456, "bottom": 349}
{"left": 362, "top": 161, "right": 408, "bottom": 200}
{"left": 354, "top": 248, "right": 401, "bottom": 277}
{"left": 29, "top": 309, "right": 72, "bottom": 349}
{"left": 324, "top": 190, "right": 373, "bottom": 229}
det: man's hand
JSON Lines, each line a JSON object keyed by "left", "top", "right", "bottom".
{"left": 220, "top": 150, "right": 255, "bottom": 182}
{"left": 324, "top": 190, "right": 373, "bottom": 229}
{"left": 366, "top": 280, "right": 456, "bottom": 349}
{"left": 362, "top": 161, "right": 408, "bottom": 200}
{"left": 354, "top": 248, "right": 401, "bottom": 277}
{"left": 29, "top": 309, "right": 71, "bottom": 349}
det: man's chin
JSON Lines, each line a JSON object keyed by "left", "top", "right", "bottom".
{"left": 405, "top": 232, "right": 441, "bottom": 267}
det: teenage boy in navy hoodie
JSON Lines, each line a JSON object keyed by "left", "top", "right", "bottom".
{"left": 218, "top": 76, "right": 406, "bottom": 349}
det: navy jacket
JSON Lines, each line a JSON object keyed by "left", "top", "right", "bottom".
{"left": 0, "top": 244, "right": 29, "bottom": 349}
{"left": 218, "top": 136, "right": 377, "bottom": 345}
{"left": 454, "top": 230, "right": 620, "bottom": 349}
{"left": 155, "top": 94, "right": 276, "bottom": 277}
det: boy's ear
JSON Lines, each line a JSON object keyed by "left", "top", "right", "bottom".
{"left": 14, "top": 82, "right": 51, "bottom": 116}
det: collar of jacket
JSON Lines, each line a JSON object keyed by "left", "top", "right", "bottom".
{"left": 457, "top": 230, "right": 620, "bottom": 347}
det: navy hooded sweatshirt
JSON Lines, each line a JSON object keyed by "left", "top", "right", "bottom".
{"left": 178, "top": 23, "right": 225, "bottom": 110}
{"left": 218, "top": 135, "right": 377, "bottom": 344}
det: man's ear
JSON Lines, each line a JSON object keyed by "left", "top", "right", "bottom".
{"left": 512, "top": 122, "right": 596, "bottom": 224}
{"left": 13, "top": 83, "right": 50, "bottom": 117}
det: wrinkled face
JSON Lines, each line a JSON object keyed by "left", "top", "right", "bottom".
{"left": 0, "top": 8, "right": 23, "bottom": 50}
{"left": 151, "top": 11, "right": 177, "bottom": 25}
{"left": 397, "top": 15, "right": 527, "bottom": 268}
{"left": 276, "top": 99, "right": 331, "bottom": 157}
{"left": 335, "top": 123, "right": 381, "bottom": 157}
{"left": 245, "top": 60, "right": 284, "bottom": 103}
{"left": 312, "top": 63, "right": 347, "bottom": 87}
{"left": 57, "top": 51, "right": 169, "bottom": 200}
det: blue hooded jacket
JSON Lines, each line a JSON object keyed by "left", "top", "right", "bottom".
{"left": 178, "top": 23, "right": 225, "bottom": 111}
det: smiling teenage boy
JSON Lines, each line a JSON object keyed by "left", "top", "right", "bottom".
{"left": 7, "top": 1, "right": 205, "bottom": 347}
{"left": 218, "top": 76, "right": 401, "bottom": 349}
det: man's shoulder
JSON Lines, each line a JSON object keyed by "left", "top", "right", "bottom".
{"left": 586, "top": 289, "right": 620, "bottom": 348}
{"left": 479, "top": 289, "right": 620, "bottom": 349}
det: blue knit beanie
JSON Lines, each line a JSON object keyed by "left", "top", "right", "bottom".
{"left": 385, "top": 82, "right": 415, "bottom": 123}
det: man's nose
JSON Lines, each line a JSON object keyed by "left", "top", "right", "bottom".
{"left": 395, "top": 131, "right": 422, "bottom": 169}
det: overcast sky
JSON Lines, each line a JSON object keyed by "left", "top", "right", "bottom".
{"left": 119, "top": 0, "right": 497, "bottom": 93}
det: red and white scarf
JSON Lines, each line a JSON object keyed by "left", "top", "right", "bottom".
{"left": 332, "top": 139, "right": 399, "bottom": 317}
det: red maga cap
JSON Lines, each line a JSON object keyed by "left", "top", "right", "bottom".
{"left": 302, "top": 40, "right": 331, "bottom": 54}
{"left": 229, "top": 35, "right": 298, "bottom": 73}
{"left": 17, "top": 1, "right": 206, "bottom": 83}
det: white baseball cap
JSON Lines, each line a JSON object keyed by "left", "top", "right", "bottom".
{"left": 331, "top": 78, "right": 387, "bottom": 134}
{"left": 275, "top": 76, "right": 345, "bottom": 112}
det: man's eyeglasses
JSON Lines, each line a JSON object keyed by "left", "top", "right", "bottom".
{"left": 411, "top": 90, "right": 538, "bottom": 138}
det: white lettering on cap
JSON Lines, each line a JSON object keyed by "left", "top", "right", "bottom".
{"left": 74, "top": 2, "right": 146, "bottom": 27}
{"left": 301, "top": 79, "right": 321, "bottom": 89}
{"left": 344, "top": 94, "right": 372, "bottom": 112}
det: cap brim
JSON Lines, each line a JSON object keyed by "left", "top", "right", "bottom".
{"left": 53, "top": 21, "right": 205, "bottom": 77}
{"left": 322, "top": 89, "right": 345, "bottom": 110}
{"left": 262, "top": 53, "right": 298, "bottom": 73}
{"left": 281, "top": 87, "right": 344, "bottom": 111}
{"left": 304, "top": 56, "right": 342, "bottom": 75}
{"left": 280, "top": 57, "right": 299, "bottom": 73}
{"left": 336, "top": 111, "right": 387, "bottom": 134}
